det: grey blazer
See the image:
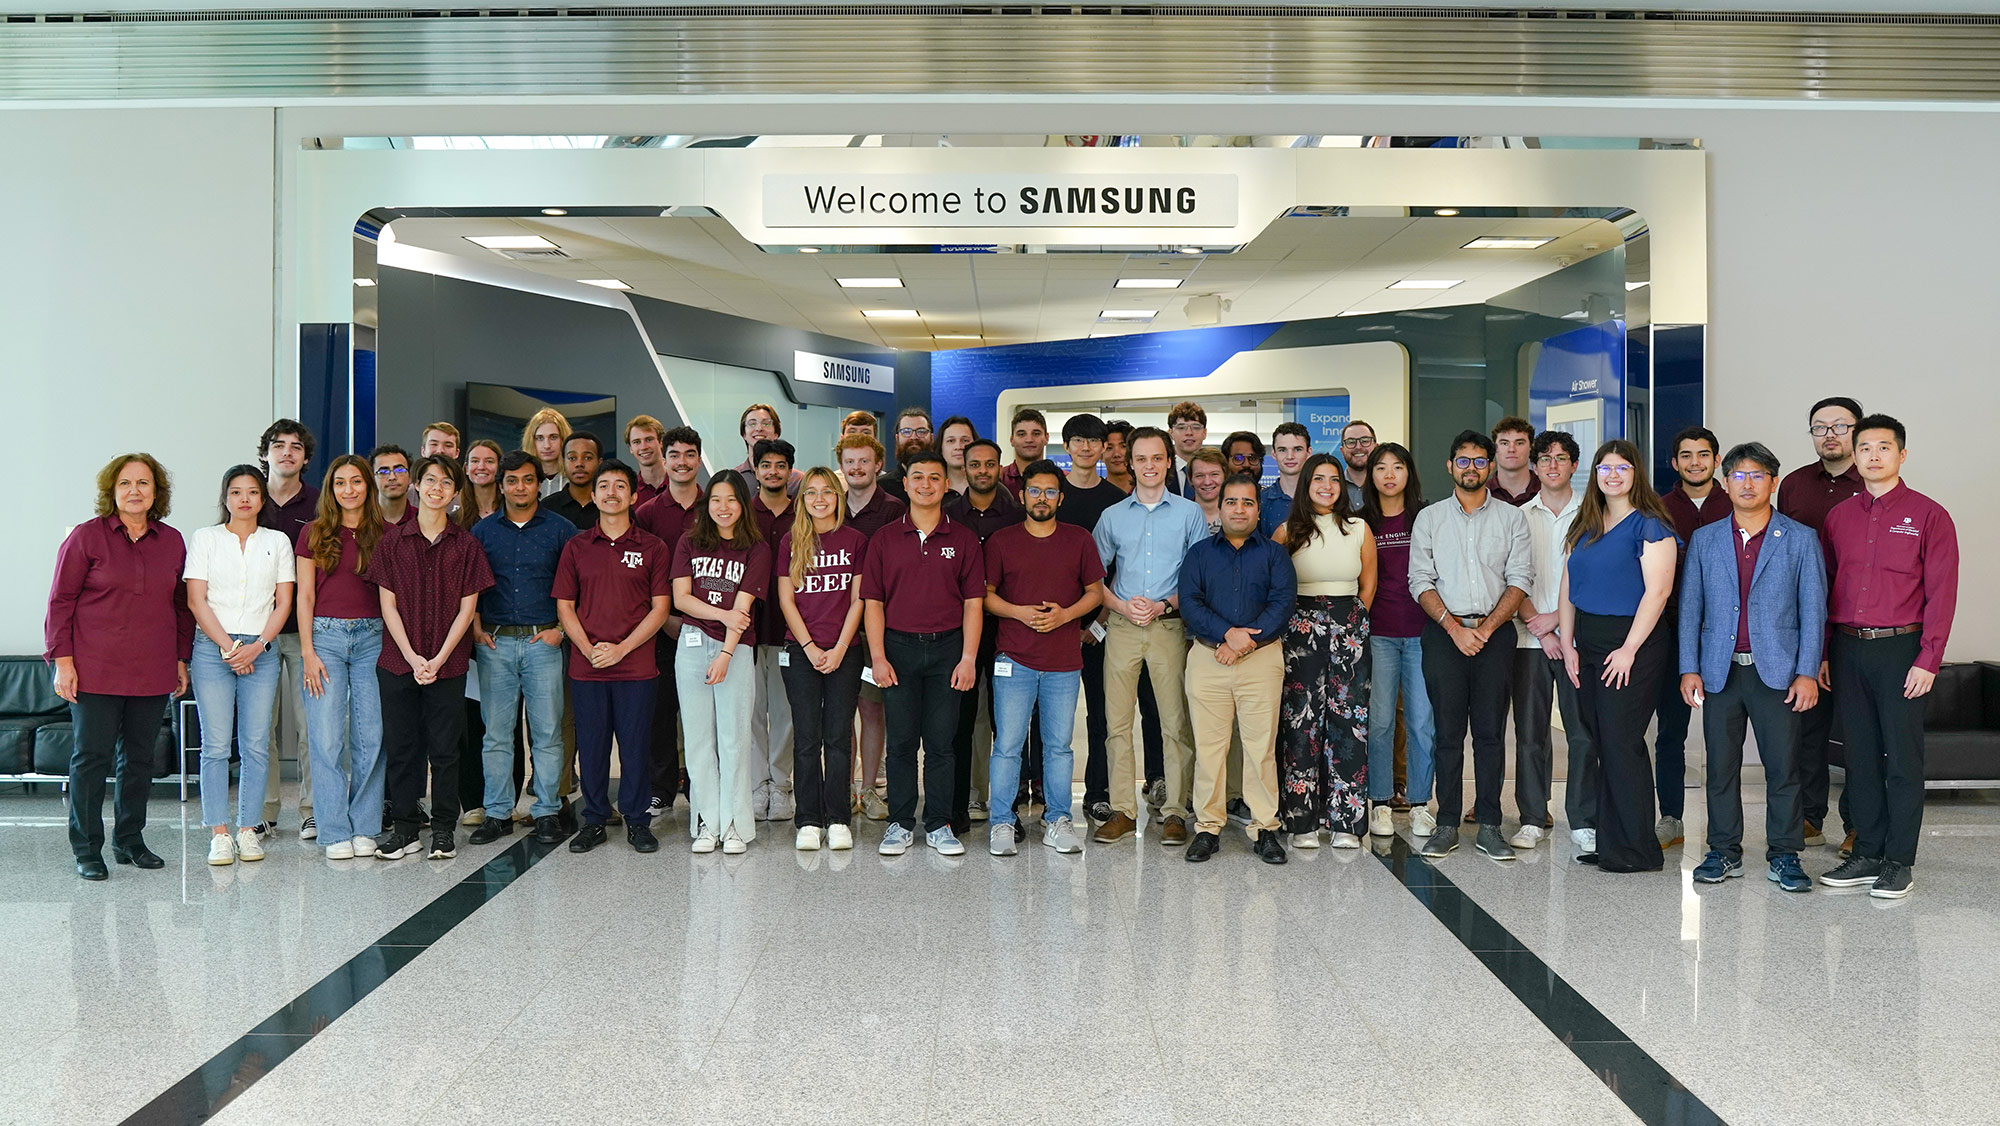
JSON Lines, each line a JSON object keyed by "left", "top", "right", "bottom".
{"left": 1677, "top": 510, "right": 1827, "bottom": 693}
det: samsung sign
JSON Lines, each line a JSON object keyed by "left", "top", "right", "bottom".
{"left": 795, "top": 350, "right": 894, "bottom": 395}
{"left": 763, "top": 174, "right": 1239, "bottom": 229}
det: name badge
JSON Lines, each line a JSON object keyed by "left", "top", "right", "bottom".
{"left": 993, "top": 659, "right": 1014, "bottom": 678}
{"left": 684, "top": 630, "right": 703, "bottom": 648}
{"left": 861, "top": 666, "right": 878, "bottom": 686}
{"left": 778, "top": 649, "right": 791, "bottom": 667}
{"left": 1088, "top": 622, "right": 1108, "bottom": 643}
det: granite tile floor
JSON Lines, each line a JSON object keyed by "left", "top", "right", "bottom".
{"left": 3, "top": 775, "right": 1995, "bottom": 1126}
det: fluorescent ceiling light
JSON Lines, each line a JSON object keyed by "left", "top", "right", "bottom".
{"left": 1626, "top": 281, "right": 1650, "bottom": 291}
{"left": 838, "top": 278, "right": 903, "bottom": 288}
{"left": 1114, "top": 278, "right": 1183, "bottom": 290}
{"left": 798, "top": 246, "right": 821, "bottom": 253}
{"left": 1178, "top": 247, "right": 1205, "bottom": 255}
{"left": 1388, "top": 279, "right": 1461, "bottom": 290}
{"left": 578, "top": 279, "right": 631, "bottom": 290}
{"left": 1098, "top": 309, "right": 1158, "bottom": 321}
{"left": 1462, "top": 236, "right": 1555, "bottom": 250}
{"left": 465, "top": 235, "right": 557, "bottom": 251}
{"left": 933, "top": 334, "right": 983, "bottom": 341}
{"left": 861, "top": 308, "right": 921, "bottom": 319}
{"left": 540, "top": 208, "right": 568, "bottom": 216}
{"left": 1089, "top": 332, "right": 1133, "bottom": 339}
{"left": 1433, "top": 208, "right": 1460, "bottom": 217}
{"left": 353, "top": 278, "right": 376, "bottom": 287}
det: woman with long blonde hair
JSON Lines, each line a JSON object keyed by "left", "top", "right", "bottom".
{"left": 521, "top": 408, "right": 570, "bottom": 498}
{"left": 774, "top": 467, "right": 868, "bottom": 851}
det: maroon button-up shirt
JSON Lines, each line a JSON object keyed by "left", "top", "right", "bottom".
{"left": 552, "top": 524, "right": 671, "bottom": 681}
{"left": 364, "top": 519, "right": 494, "bottom": 680}
{"left": 943, "top": 488, "right": 1024, "bottom": 544}
{"left": 845, "top": 486, "right": 906, "bottom": 540}
{"left": 751, "top": 492, "right": 799, "bottom": 645}
{"left": 634, "top": 490, "right": 698, "bottom": 553}
{"left": 1731, "top": 518, "right": 1767, "bottom": 654}
{"left": 860, "top": 513, "right": 986, "bottom": 634}
{"left": 1821, "top": 482, "right": 1958, "bottom": 672}
{"left": 1664, "top": 483, "right": 1732, "bottom": 605}
{"left": 1487, "top": 473, "right": 1540, "bottom": 507}
{"left": 45, "top": 516, "right": 196, "bottom": 697}
{"left": 1777, "top": 462, "right": 1864, "bottom": 532}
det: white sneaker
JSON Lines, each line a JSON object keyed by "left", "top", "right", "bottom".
{"left": 768, "top": 790, "right": 796, "bottom": 822}
{"left": 722, "top": 830, "right": 748, "bottom": 855}
{"left": 207, "top": 833, "right": 235, "bottom": 866}
{"left": 926, "top": 825, "right": 966, "bottom": 856}
{"left": 826, "top": 823, "right": 854, "bottom": 851}
{"left": 752, "top": 784, "right": 770, "bottom": 821}
{"left": 1042, "top": 817, "right": 1083, "bottom": 855}
{"left": 1571, "top": 827, "right": 1597, "bottom": 852}
{"left": 1369, "top": 805, "right": 1395, "bottom": 837}
{"left": 235, "top": 827, "right": 265, "bottom": 862}
{"left": 1509, "top": 825, "right": 1545, "bottom": 849}
{"left": 1330, "top": 833, "right": 1363, "bottom": 849}
{"left": 325, "top": 840, "right": 355, "bottom": 860}
{"left": 692, "top": 834, "right": 718, "bottom": 854}
{"left": 1291, "top": 831, "right": 1321, "bottom": 850}
{"left": 989, "top": 823, "right": 1018, "bottom": 856}
{"left": 1410, "top": 808, "right": 1437, "bottom": 838}
{"left": 795, "top": 826, "right": 822, "bottom": 851}
{"left": 351, "top": 836, "right": 378, "bottom": 858}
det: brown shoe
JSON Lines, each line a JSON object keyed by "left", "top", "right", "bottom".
{"left": 1839, "top": 829, "right": 1857, "bottom": 859}
{"left": 1092, "top": 812, "right": 1137, "bottom": 843}
{"left": 1542, "top": 813, "right": 1554, "bottom": 830}
{"left": 1160, "top": 815, "right": 1189, "bottom": 845}
{"left": 1803, "top": 819, "right": 1825, "bottom": 847}
{"left": 1389, "top": 792, "right": 1411, "bottom": 812}
{"left": 1463, "top": 810, "right": 1479, "bottom": 825}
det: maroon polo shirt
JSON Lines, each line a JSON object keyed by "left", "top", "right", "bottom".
{"left": 943, "top": 488, "right": 1025, "bottom": 544}
{"left": 735, "top": 459, "right": 803, "bottom": 497}
{"left": 1730, "top": 518, "right": 1767, "bottom": 653}
{"left": 634, "top": 489, "right": 699, "bottom": 553}
{"left": 44, "top": 516, "right": 195, "bottom": 697}
{"left": 363, "top": 519, "right": 494, "bottom": 680}
{"left": 999, "top": 460, "right": 1045, "bottom": 502}
{"left": 751, "top": 492, "right": 799, "bottom": 645}
{"left": 632, "top": 474, "right": 666, "bottom": 509}
{"left": 1821, "top": 482, "right": 1959, "bottom": 673}
{"left": 983, "top": 522, "right": 1105, "bottom": 673}
{"left": 1487, "top": 474, "right": 1540, "bottom": 507}
{"left": 670, "top": 536, "right": 773, "bottom": 643}
{"left": 776, "top": 524, "right": 868, "bottom": 649}
{"left": 296, "top": 525, "right": 380, "bottom": 621}
{"left": 845, "top": 486, "right": 906, "bottom": 540}
{"left": 1777, "top": 462, "right": 1864, "bottom": 532}
{"left": 860, "top": 513, "right": 985, "bottom": 634}
{"left": 262, "top": 483, "right": 319, "bottom": 636}
{"left": 552, "top": 523, "right": 671, "bottom": 681}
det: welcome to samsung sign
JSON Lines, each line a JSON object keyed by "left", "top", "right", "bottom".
{"left": 763, "top": 174, "right": 1239, "bottom": 229}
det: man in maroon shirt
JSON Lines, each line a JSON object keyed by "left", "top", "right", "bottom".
{"left": 555, "top": 461, "right": 674, "bottom": 855}
{"left": 748, "top": 438, "right": 798, "bottom": 822}
{"left": 257, "top": 419, "right": 321, "bottom": 838}
{"left": 1654, "top": 424, "right": 1731, "bottom": 845}
{"left": 836, "top": 433, "right": 905, "bottom": 821}
{"left": 1487, "top": 417, "right": 1540, "bottom": 507}
{"left": 862, "top": 450, "right": 985, "bottom": 858}
{"left": 634, "top": 424, "right": 704, "bottom": 819}
{"left": 945, "top": 438, "right": 1025, "bottom": 830}
{"left": 1776, "top": 395, "right": 1867, "bottom": 852}
{"left": 997, "top": 407, "right": 1049, "bottom": 502}
{"left": 372, "top": 445, "right": 416, "bottom": 527}
{"left": 1815, "top": 415, "right": 1957, "bottom": 899}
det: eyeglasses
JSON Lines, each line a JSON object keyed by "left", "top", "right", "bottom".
{"left": 896, "top": 427, "right": 933, "bottom": 440}
{"left": 1228, "top": 453, "right": 1257, "bottom": 464}
{"left": 1341, "top": 437, "right": 1377, "bottom": 450}
{"left": 1595, "top": 464, "right": 1634, "bottom": 477}
{"left": 1023, "top": 486, "right": 1060, "bottom": 499}
{"left": 1728, "top": 471, "right": 1770, "bottom": 484}
{"left": 1809, "top": 423, "right": 1855, "bottom": 437}
{"left": 1451, "top": 457, "right": 1490, "bottom": 470}
{"left": 1534, "top": 455, "right": 1574, "bottom": 468}
{"left": 375, "top": 466, "right": 408, "bottom": 477}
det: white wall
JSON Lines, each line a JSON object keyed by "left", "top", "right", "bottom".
{"left": 0, "top": 108, "right": 276, "bottom": 655}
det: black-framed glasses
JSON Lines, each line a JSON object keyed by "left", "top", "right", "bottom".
{"left": 1535, "top": 455, "right": 1574, "bottom": 467}
{"left": 1451, "top": 456, "right": 1490, "bottom": 470}
{"left": 1809, "top": 423, "right": 1855, "bottom": 437}
{"left": 375, "top": 466, "right": 409, "bottom": 477}
{"left": 1342, "top": 437, "right": 1377, "bottom": 450}
{"left": 897, "top": 427, "right": 933, "bottom": 440}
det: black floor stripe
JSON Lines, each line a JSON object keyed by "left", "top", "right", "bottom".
{"left": 1374, "top": 834, "right": 1727, "bottom": 1126}
{"left": 119, "top": 837, "right": 558, "bottom": 1126}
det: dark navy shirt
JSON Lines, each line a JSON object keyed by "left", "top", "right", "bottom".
{"left": 1257, "top": 482, "right": 1294, "bottom": 537}
{"left": 1178, "top": 531, "right": 1297, "bottom": 650}
{"left": 470, "top": 506, "right": 580, "bottom": 627}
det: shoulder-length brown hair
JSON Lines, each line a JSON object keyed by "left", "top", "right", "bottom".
{"left": 306, "top": 454, "right": 386, "bottom": 575}
{"left": 1565, "top": 439, "right": 1675, "bottom": 554}
{"left": 787, "top": 467, "right": 847, "bottom": 588}
{"left": 1281, "top": 452, "right": 1358, "bottom": 555}
{"left": 93, "top": 453, "right": 171, "bottom": 521}
{"left": 686, "top": 469, "right": 762, "bottom": 552}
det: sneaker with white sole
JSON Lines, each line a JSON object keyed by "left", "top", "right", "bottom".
{"left": 879, "top": 824, "right": 913, "bottom": 856}
{"left": 692, "top": 833, "right": 718, "bottom": 854}
{"left": 722, "top": 830, "right": 747, "bottom": 855}
{"left": 968, "top": 799, "right": 990, "bottom": 823}
{"left": 300, "top": 816, "right": 318, "bottom": 840}
{"left": 1509, "top": 825, "right": 1545, "bottom": 850}
{"left": 1329, "top": 832, "right": 1363, "bottom": 849}
{"left": 1410, "top": 808, "right": 1437, "bottom": 838}
{"left": 207, "top": 833, "right": 236, "bottom": 866}
{"left": 1475, "top": 825, "right": 1516, "bottom": 861}
{"left": 989, "top": 823, "right": 1018, "bottom": 856}
{"left": 351, "top": 835, "right": 378, "bottom": 858}
{"left": 927, "top": 825, "right": 966, "bottom": 856}
{"left": 646, "top": 796, "right": 668, "bottom": 821}
{"left": 827, "top": 823, "right": 854, "bottom": 851}
{"left": 796, "top": 826, "right": 823, "bottom": 851}
{"left": 236, "top": 827, "right": 265, "bottom": 862}
{"left": 1369, "top": 805, "right": 1395, "bottom": 837}
{"left": 862, "top": 791, "right": 890, "bottom": 822}
{"left": 1043, "top": 817, "right": 1083, "bottom": 854}
{"left": 324, "top": 840, "right": 354, "bottom": 860}
{"left": 428, "top": 831, "right": 456, "bottom": 859}
{"left": 374, "top": 829, "right": 421, "bottom": 860}
{"left": 1291, "top": 831, "right": 1321, "bottom": 849}
{"left": 1571, "top": 827, "right": 1597, "bottom": 853}
{"left": 768, "top": 790, "right": 796, "bottom": 822}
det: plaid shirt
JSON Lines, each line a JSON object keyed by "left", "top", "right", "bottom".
{"left": 364, "top": 519, "right": 494, "bottom": 679}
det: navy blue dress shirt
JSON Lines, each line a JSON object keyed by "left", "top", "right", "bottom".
{"left": 470, "top": 506, "right": 580, "bottom": 626}
{"left": 1178, "top": 531, "right": 1297, "bottom": 650}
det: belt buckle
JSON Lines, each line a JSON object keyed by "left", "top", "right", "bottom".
{"left": 1732, "top": 652, "right": 1757, "bottom": 666}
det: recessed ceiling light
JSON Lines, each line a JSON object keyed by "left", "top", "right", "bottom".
{"left": 861, "top": 309, "right": 921, "bottom": 319}
{"left": 1462, "top": 236, "right": 1555, "bottom": 250}
{"left": 1625, "top": 280, "right": 1650, "bottom": 291}
{"left": 933, "top": 334, "right": 983, "bottom": 341}
{"left": 353, "top": 278, "right": 376, "bottom": 287}
{"left": 798, "top": 246, "right": 821, "bottom": 253}
{"left": 1178, "top": 247, "right": 1205, "bottom": 255}
{"left": 540, "top": 207, "right": 568, "bottom": 216}
{"left": 1433, "top": 208, "right": 1460, "bottom": 217}
{"left": 1388, "top": 279, "right": 1462, "bottom": 290}
{"left": 1089, "top": 332, "right": 1133, "bottom": 339}
{"left": 465, "top": 235, "right": 558, "bottom": 250}
{"left": 578, "top": 279, "right": 631, "bottom": 290}
{"left": 1336, "top": 309, "right": 1371, "bottom": 317}
{"left": 1114, "top": 278, "right": 1183, "bottom": 290}
{"left": 838, "top": 278, "right": 904, "bottom": 288}
{"left": 1098, "top": 309, "right": 1158, "bottom": 321}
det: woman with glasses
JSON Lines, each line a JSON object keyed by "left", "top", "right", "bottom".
{"left": 1361, "top": 442, "right": 1434, "bottom": 839}
{"left": 297, "top": 455, "right": 387, "bottom": 859}
{"left": 1559, "top": 440, "right": 1680, "bottom": 873}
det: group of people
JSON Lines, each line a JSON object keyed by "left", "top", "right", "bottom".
{"left": 45, "top": 393, "right": 1954, "bottom": 901}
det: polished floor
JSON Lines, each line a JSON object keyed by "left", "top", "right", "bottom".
{"left": 5, "top": 770, "right": 1997, "bottom": 1126}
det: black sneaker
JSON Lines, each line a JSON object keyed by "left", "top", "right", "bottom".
{"left": 628, "top": 823, "right": 660, "bottom": 853}
{"left": 532, "top": 815, "right": 567, "bottom": 845}
{"left": 375, "top": 829, "right": 422, "bottom": 860}
{"left": 1869, "top": 860, "right": 1914, "bottom": 899}
{"left": 254, "top": 821, "right": 275, "bottom": 841}
{"left": 468, "top": 817, "right": 512, "bottom": 845}
{"left": 1226, "top": 799, "right": 1253, "bottom": 826}
{"left": 1087, "top": 800, "right": 1115, "bottom": 823}
{"left": 427, "top": 831, "right": 456, "bottom": 859}
{"left": 1819, "top": 855, "right": 1885, "bottom": 888}
{"left": 646, "top": 796, "right": 669, "bottom": 820}
{"left": 569, "top": 823, "right": 608, "bottom": 854}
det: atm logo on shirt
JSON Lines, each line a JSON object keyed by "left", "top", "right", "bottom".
{"left": 621, "top": 550, "right": 646, "bottom": 568}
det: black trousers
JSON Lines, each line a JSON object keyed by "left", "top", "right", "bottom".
{"left": 1421, "top": 619, "right": 1515, "bottom": 825}
{"left": 1082, "top": 648, "right": 1165, "bottom": 807}
{"left": 1703, "top": 663, "right": 1804, "bottom": 862}
{"left": 571, "top": 677, "right": 655, "bottom": 825}
{"left": 1832, "top": 631, "right": 1928, "bottom": 866}
{"left": 378, "top": 670, "right": 466, "bottom": 836}
{"left": 1575, "top": 613, "right": 1669, "bottom": 872}
{"left": 782, "top": 641, "right": 865, "bottom": 829}
{"left": 649, "top": 638, "right": 684, "bottom": 802}
{"left": 1651, "top": 618, "right": 1690, "bottom": 819}
{"left": 884, "top": 629, "right": 967, "bottom": 834}
{"left": 67, "top": 692, "right": 169, "bottom": 858}
{"left": 1795, "top": 686, "right": 1852, "bottom": 831}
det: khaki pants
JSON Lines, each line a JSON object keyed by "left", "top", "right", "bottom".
{"left": 264, "top": 632, "right": 313, "bottom": 821}
{"left": 1185, "top": 640, "right": 1282, "bottom": 837}
{"left": 1102, "top": 614, "right": 1196, "bottom": 820}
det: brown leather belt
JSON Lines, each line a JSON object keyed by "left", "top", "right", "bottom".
{"left": 1836, "top": 624, "right": 1920, "bottom": 640}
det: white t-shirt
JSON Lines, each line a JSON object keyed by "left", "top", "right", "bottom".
{"left": 183, "top": 524, "right": 297, "bottom": 636}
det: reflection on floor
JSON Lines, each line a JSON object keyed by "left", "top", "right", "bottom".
{"left": 3, "top": 781, "right": 1995, "bottom": 1126}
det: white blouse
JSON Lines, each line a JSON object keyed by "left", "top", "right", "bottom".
{"left": 183, "top": 524, "right": 297, "bottom": 635}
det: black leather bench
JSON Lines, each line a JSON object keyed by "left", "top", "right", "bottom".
{"left": 1827, "top": 661, "right": 2000, "bottom": 790}
{"left": 0, "top": 656, "right": 178, "bottom": 784}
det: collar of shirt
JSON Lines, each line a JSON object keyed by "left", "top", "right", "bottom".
{"left": 1731, "top": 515, "right": 1768, "bottom": 544}
{"left": 890, "top": 511, "right": 965, "bottom": 539}
{"left": 1522, "top": 488, "right": 1579, "bottom": 520}
{"left": 1849, "top": 481, "right": 1905, "bottom": 512}
{"left": 578, "top": 521, "right": 642, "bottom": 546}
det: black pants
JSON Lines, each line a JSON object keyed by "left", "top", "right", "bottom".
{"left": 950, "top": 620, "right": 998, "bottom": 831}
{"left": 884, "top": 629, "right": 967, "bottom": 834}
{"left": 1575, "top": 613, "right": 1669, "bottom": 872}
{"left": 783, "top": 641, "right": 865, "bottom": 829}
{"left": 1795, "top": 687, "right": 1852, "bottom": 831}
{"left": 649, "top": 638, "right": 683, "bottom": 802}
{"left": 1703, "top": 663, "right": 1804, "bottom": 862}
{"left": 1421, "top": 619, "right": 1515, "bottom": 825}
{"left": 1082, "top": 648, "right": 1165, "bottom": 807}
{"left": 1651, "top": 618, "right": 1690, "bottom": 819}
{"left": 571, "top": 677, "right": 655, "bottom": 825}
{"left": 1832, "top": 631, "right": 1927, "bottom": 866}
{"left": 67, "top": 692, "right": 169, "bottom": 858}
{"left": 378, "top": 670, "right": 466, "bottom": 836}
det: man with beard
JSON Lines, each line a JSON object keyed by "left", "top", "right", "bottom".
{"left": 945, "top": 439, "right": 1025, "bottom": 830}
{"left": 1338, "top": 420, "right": 1376, "bottom": 511}
{"left": 1652, "top": 425, "right": 1732, "bottom": 849}
{"left": 544, "top": 432, "right": 602, "bottom": 530}
{"left": 880, "top": 406, "right": 937, "bottom": 503}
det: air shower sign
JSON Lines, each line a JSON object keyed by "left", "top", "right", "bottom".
{"left": 763, "top": 174, "right": 1239, "bottom": 229}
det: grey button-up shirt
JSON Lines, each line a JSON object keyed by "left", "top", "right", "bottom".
{"left": 1408, "top": 492, "right": 1535, "bottom": 616}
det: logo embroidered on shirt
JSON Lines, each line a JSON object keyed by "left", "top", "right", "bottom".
{"left": 941, "top": 547, "right": 956, "bottom": 559}
{"left": 621, "top": 550, "right": 645, "bottom": 568}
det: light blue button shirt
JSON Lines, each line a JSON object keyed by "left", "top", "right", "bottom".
{"left": 1092, "top": 490, "right": 1212, "bottom": 603}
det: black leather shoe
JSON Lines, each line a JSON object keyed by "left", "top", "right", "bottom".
{"left": 76, "top": 856, "right": 109, "bottom": 881}
{"left": 532, "top": 815, "right": 567, "bottom": 845}
{"left": 628, "top": 823, "right": 660, "bottom": 853}
{"left": 113, "top": 842, "right": 164, "bottom": 869}
{"left": 568, "top": 823, "right": 608, "bottom": 854}
{"left": 1254, "top": 830, "right": 1288, "bottom": 865}
{"left": 468, "top": 817, "right": 512, "bottom": 846}
{"left": 557, "top": 800, "right": 578, "bottom": 836}
{"left": 1184, "top": 831, "right": 1219, "bottom": 863}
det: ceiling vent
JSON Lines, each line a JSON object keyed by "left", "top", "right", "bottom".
{"left": 497, "top": 247, "right": 570, "bottom": 260}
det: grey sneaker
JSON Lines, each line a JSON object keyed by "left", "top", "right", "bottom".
{"left": 988, "top": 822, "right": 1018, "bottom": 856}
{"left": 879, "top": 824, "right": 913, "bottom": 856}
{"left": 1042, "top": 816, "right": 1083, "bottom": 854}
{"left": 927, "top": 825, "right": 966, "bottom": 856}
{"left": 1226, "top": 798, "right": 1253, "bottom": 826}
{"left": 1656, "top": 815, "right": 1686, "bottom": 848}
{"left": 1419, "top": 825, "right": 1459, "bottom": 858}
{"left": 1475, "top": 824, "right": 1516, "bottom": 861}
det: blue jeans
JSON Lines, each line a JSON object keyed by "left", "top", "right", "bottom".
{"left": 192, "top": 633, "right": 282, "bottom": 829}
{"left": 477, "top": 634, "right": 567, "bottom": 818}
{"left": 301, "top": 617, "right": 385, "bottom": 844}
{"left": 1367, "top": 635, "right": 1435, "bottom": 802}
{"left": 988, "top": 657, "right": 1080, "bottom": 827}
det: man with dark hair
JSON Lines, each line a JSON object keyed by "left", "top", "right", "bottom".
{"left": 1102, "top": 419, "right": 1136, "bottom": 493}
{"left": 880, "top": 406, "right": 937, "bottom": 503}
{"left": 1054, "top": 413, "right": 1126, "bottom": 820}
{"left": 1409, "top": 430, "right": 1533, "bottom": 861}
{"left": 1510, "top": 430, "right": 1585, "bottom": 851}
{"left": 544, "top": 432, "right": 602, "bottom": 530}
{"left": 1338, "top": 420, "right": 1377, "bottom": 510}
{"left": 1681, "top": 441, "right": 1824, "bottom": 892}
{"left": 840, "top": 410, "right": 877, "bottom": 440}
{"left": 634, "top": 425, "right": 704, "bottom": 819}
{"left": 748, "top": 437, "right": 799, "bottom": 821}
{"left": 258, "top": 419, "right": 320, "bottom": 838}
{"left": 1488, "top": 417, "right": 1539, "bottom": 507}
{"left": 1221, "top": 431, "right": 1265, "bottom": 484}
{"left": 945, "top": 438, "right": 1025, "bottom": 828}
{"left": 1777, "top": 394, "right": 1867, "bottom": 854}
{"left": 1817, "top": 415, "right": 1956, "bottom": 899}
{"left": 934, "top": 414, "right": 976, "bottom": 497}
{"left": 1165, "top": 401, "right": 1208, "bottom": 496}
{"left": 1652, "top": 423, "right": 1730, "bottom": 848}
{"left": 998, "top": 407, "right": 1049, "bottom": 501}
{"left": 372, "top": 444, "right": 415, "bottom": 526}
{"left": 1261, "top": 422, "right": 1311, "bottom": 536}
{"left": 734, "top": 403, "right": 802, "bottom": 496}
